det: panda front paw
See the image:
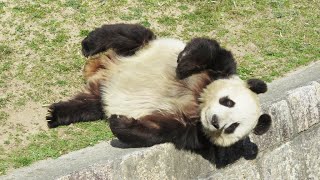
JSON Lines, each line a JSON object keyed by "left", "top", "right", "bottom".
{"left": 46, "top": 103, "right": 61, "bottom": 128}
{"left": 46, "top": 102, "right": 72, "bottom": 128}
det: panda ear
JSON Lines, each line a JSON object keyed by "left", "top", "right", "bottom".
{"left": 247, "top": 79, "right": 267, "bottom": 94}
{"left": 253, "top": 114, "right": 272, "bottom": 135}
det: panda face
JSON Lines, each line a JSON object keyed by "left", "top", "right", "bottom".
{"left": 199, "top": 76, "right": 261, "bottom": 147}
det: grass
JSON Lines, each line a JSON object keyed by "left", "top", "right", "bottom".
{"left": 0, "top": 121, "right": 113, "bottom": 174}
{"left": 0, "top": 0, "right": 319, "bottom": 175}
{"left": 0, "top": 111, "right": 9, "bottom": 125}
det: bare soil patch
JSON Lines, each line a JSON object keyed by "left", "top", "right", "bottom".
{"left": 0, "top": 102, "right": 48, "bottom": 152}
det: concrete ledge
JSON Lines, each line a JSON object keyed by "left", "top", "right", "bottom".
{"left": 260, "top": 60, "right": 320, "bottom": 105}
{"left": 1, "top": 61, "right": 320, "bottom": 180}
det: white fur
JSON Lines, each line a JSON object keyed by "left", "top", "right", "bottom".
{"left": 200, "top": 76, "right": 261, "bottom": 147}
{"left": 101, "top": 38, "right": 197, "bottom": 119}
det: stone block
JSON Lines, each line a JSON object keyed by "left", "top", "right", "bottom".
{"left": 59, "top": 164, "right": 113, "bottom": 180}
{"left": 287, "top": 84, "right": 320, "bottom": 132}
{"left": 291, "top": 124, "right": 320, "bottom": 179}
{"left": 311, "top": 81, "right": 320, "bottom": 122}
{"left": 258, "top": 124, "right": 320, "bottom": 180}
{"left": 271, "top": 100, "right": 295, "bottom": 141}
{"left": 258, "top": 143, "right": 306, "bottom": 180}
{"left": 198, "top": 159, "right": 260, "bottom": 180}
{"left": 113, "top": 144, "right": 214, "bottom": 180}
{"left": 58, "top": 144, "right": 217, "bottom": 180}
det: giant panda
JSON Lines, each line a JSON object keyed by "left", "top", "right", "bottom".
{"left": 46, "top": 23, "right": 271, "bottom": 150}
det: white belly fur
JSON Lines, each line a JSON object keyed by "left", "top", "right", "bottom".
{"left": 101, "top": 38, "right": 196, "bottom": 119}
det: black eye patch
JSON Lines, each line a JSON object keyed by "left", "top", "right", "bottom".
{"left": 219, "top": 96, "right": 235, "bottom": 108}
{"left": 224, "top": 122, "right": 239, "bottom": 134}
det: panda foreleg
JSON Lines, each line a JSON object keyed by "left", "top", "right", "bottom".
{"left": 46, "top": 91, "right": 105, "bottom": 128}
{"left": 81, "top": 23, "right": 156, "bottom": 57}
{"left": 109, "top": 114, "right": 184, "bottom": 147}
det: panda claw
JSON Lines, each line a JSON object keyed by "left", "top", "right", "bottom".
{"left": 46, "top": 115, "right": 52, "bottom": 120}
{"left": 45, "top": 105, "right": 56, "bottom": 125}
{"left": 42, "top": 104, "right": 51, "bottom": 107}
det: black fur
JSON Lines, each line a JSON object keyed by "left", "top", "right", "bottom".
{"left": 109, "top": 114, "right": 259, "bottom": 168}
{"left": 224, "top": 123, "right": 239, "bottom": 134}
{"left": 254, "top": 114, "right": 272, "bottom": 135}
{"left": 109, "top": 111, "right": 272, "bottom": 149}
{"left": 219, "top": 96, "right": 235, "bottom": 108}
{"left": 108, "top": 114, "right": 169, "bottom": 147}
{"left": 247, "top": 79, "right": 268, "bottom": 94}
{"left": 82, "top": 23, "right": 156, "bottom": 57}
{"left": 46, "top": 93, "right": 105, "bottom": 128}
{"left": 201, "top": 137, "right": 258, "bottom": 168}
{"left": 109, "top": 114, "right": 209, "bottom": 150}
{"left": 176, "top": 38, "right": 237, "bottom": 80}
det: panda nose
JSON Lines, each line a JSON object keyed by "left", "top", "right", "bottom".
{"left": 211, "top": 115, "right": 219, "bottom": 129}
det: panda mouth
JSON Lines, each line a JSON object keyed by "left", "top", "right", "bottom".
{"left": 213, "top": 129, "right": 223, "bottom": 137}
{"left": 203, "top": 127, "right": 223, "bottom": 137}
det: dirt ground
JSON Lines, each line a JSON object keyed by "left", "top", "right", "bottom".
{"left": 0, "top": 102, "right": 48, "bottom": 151}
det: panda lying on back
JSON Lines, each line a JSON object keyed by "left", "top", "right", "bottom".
{"left": 46, "top": 24, "right": 271, "bottom": 150}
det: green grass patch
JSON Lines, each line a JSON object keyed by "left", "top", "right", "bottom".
{"left": 120, "top": 7, "right": 143, "bottom": 21}
{"left": 64, "top": 0, "right": 81, "bottom": 10}
{"left": 1, "top": 121, "right": 113, "bottom": 174}
{"left": 79, "top": 29, "right": 90, "bottom": 37}
{"left": 0, "top": 45, "right": 12, "bottom": 56}
{"left": 178, "top": 5, "right": 188, "bottom": 11}
{"left": 12, "top": 4, "right": 50, "bottom": 19}
{"left": 139, "top": 20, "right": 151, "bottom": 28}
{"left": 157, "top": 16, "right": 176, "bottom": 26}
{"left": 0, "top": 111, "right": 9, "bottom": 125}
{"left": 0, "top": 95, "right": 11, "bottom": 108}
{"left": 52, "top": 33, "right": 70, "bottom": 45}
{"left": 0, "top": 61, "right": 12, "bottom": 73}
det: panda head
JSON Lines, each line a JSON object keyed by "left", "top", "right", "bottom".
{"left": 199, "top": 76, "right": 271, "bottom": 147}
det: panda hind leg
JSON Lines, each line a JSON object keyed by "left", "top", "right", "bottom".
{"left": 81, "top": 23, "right": 156, "bottom": 57}
{"left": 109, "top": 114, "right": 184, "bottom": 147}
